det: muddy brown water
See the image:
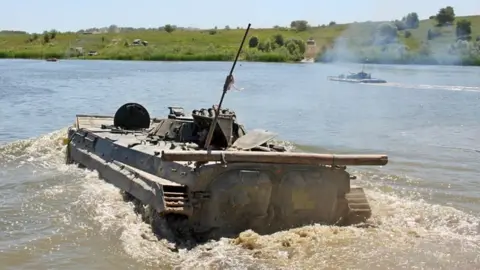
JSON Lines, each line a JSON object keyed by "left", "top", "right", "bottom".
{"left": 0, "top": 59, "right": 479, "bottom": 269}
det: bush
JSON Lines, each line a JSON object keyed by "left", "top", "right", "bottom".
{"left": 435, "top": 6, "right": 455, "bottom": 25}
{"left": 290, "top": 20, "right": 309, "bottom": 31}
{"left": 456, "top": 19, "right": 472, "bottom": 38}
{"left": 248, "top": 36, "right": 259, "bottom": 48}
{"left": 164, "top": 24, "right": 175, "bottom": 33}
{"left": 404, "top": 13, "right": 419, "bottom": 29}
{"left": 272, "top": 34, "right": 284, "bottom": 46}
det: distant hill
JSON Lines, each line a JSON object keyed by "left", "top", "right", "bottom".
{"left": 0, "top": 10, "right": 479, "bottom": 65}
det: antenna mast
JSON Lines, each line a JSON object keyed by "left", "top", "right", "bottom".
{"left": 203, "top": 23, "right": 251, "bottom": 152}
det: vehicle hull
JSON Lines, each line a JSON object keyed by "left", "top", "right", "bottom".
{"left": 65, "top": 113, "right": 378, "bottom": 240}
{"left": 328, "top": 76, "right": 387, "bottom": 83}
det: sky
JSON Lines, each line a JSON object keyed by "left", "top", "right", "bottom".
{"left": 1, "top": 0, "right": 479, "bottom": 33}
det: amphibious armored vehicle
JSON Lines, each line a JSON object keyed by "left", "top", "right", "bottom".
{"left": 64, "top": 102, "right": 388, "bottom": 240}
{"left": 328, "top": 71, "right": 387, "bottom": 83}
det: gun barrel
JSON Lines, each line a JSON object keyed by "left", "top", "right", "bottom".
{"left": 161, "top": 151, "right": 388, "bottom": 166}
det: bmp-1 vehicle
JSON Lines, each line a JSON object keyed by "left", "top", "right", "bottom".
{"left": 328, "top": 64, "right": 387, "bottom": 83}
{"left": 64, "top": 102, "right": 388, "bottom": 240}
{"left": 64, "top": 24, "right": 388, "bottom": 241}
{"left": 328, "top": 71, "right": 387, "bottom": 83}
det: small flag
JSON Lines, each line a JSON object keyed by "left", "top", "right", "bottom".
{"left": 226, "top": 75, "right": 245, "bottom": 91}
{"left": 226, "top": 75, "right": 235, "bottom": 91}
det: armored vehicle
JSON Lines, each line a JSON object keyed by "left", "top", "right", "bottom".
{"left": 64, "top": 102, "right": 388, "bottom": 241}
{"left": 328, "top": 63, "right": 387, "bottom": 83}
{"left": 328, "top": 71, "right": 387, "bottom": 83}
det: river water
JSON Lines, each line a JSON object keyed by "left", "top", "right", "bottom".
{"left": 0, "top": 59, "right": 479, "bottom": 270}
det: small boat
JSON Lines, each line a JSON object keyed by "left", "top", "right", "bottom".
{"left": 300, "top": 58, "right": 315, "bottom": 64}
{"left": 328, "top": 64, "right": 386, "bottom": 83}
{"left": 46, "top": 58, "right": 58, "bottom": 62}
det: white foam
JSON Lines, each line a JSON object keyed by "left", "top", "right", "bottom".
{"left": 364, "top": 82, "right": 480, "bottom": 93}
{"left": 2, "top": 129, "right": 479, "bottom": 269}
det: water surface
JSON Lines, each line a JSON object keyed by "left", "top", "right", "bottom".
{"left": 0, "top": 59, "right": 479, "bottom": 269}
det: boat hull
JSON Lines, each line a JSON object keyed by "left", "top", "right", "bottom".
{"left": 328, "top": 76, "right": 387, "bottom": 83}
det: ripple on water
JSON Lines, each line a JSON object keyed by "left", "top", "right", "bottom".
{"left": 0, "top": 59, "right": 480, "bottom": 270}
{"left": 69, "top": 171, "right": 479, "bottom": 269}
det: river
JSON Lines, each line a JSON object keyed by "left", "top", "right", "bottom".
{"left": 0, "top": 59, "right": 479, "bottom": 270}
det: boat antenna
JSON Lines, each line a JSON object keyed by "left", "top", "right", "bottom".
{"left": 203, "top": 23, "right": 251, "bottom": 152}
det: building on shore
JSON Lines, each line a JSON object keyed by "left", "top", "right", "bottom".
{"left": 303, "top": 38, "right": 317, "bottom": 61}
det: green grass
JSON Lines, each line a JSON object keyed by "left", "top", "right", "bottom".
{"left": 0, "top": 15, "right": 479, "bottom": 65}
{"left": 0, "top": 25, "right": 347, "bottom": 63}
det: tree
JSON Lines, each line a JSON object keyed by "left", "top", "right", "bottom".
{"left": 108, "top": 24, "right": 118, "bottom": 33}
{"left": 456, "top": 19, "right": 472, "bottom": 38}
{"left": 164, "top": 24, "right": 175, "bottom": 33}
{"left": 43, "top": 31, "right": 50, "bottom": 44}
{"left": 248, "top": 36, "right": 259, "bottom": 48}
{"left": 404, "top": 12, "right": 419, "bottom": 29}
{"left": 435, "top": 6, "right": 455, "bottom": 25}
{"left": 290, "top": 20, "right": 309, "bottom": 31}
{"left": 257, "top": 40, "right": 272, "bottom": 52}
{"left": 50, "top": 29, "right": 57, "bottom": 39}
{"left": 328, "top": 21, "right": 336, "bottom": 26}
{"left": 285, "top": 38, "right": 306, "bottom": 54}
{"left": 272, "top": 34, "right": 284, "bottom": 46}
{"left": 284, "top": 38, "right": 306, "bottom": 60}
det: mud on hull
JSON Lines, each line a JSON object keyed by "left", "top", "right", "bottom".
{"left": 65, "top": 113, "right": 376, "bottom": 241}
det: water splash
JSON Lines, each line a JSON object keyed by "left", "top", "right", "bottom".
{"left": 364, "top": 82, "right": 480, "bottom": 93}
{"left": 1, "top": 128, "right": 479, "bottom": 269}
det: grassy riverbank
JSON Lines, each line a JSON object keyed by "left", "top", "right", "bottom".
{"left": 0, "top": 25, "right": 344, "bottom": 63}
{"left": 0, "top": 12, "right": 479, "bottom": 65}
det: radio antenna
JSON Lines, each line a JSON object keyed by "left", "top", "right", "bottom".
{"left": 203, "top": 23, "right": 251, "bottom": 152}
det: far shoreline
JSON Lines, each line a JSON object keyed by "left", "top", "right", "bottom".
{"left": 1, "top": 56, "right": 479, "bottom": 67}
